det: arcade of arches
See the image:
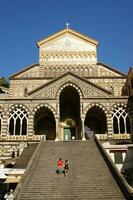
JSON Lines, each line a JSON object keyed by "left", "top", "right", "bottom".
{"left": 0, "top": 28, "right": 132, "bottom": 142}
{"left": 1, "top": 93, "right": 131, "bottom": 140}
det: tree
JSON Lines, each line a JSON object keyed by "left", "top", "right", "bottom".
{"left": 0, "top": 77, "right": 9, "bottom": 88}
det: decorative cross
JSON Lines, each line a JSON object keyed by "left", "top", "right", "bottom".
{"left": 65, "top": 22, "right": 70, "bottom": 29}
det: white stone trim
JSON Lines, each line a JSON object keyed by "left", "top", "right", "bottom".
{"left": 56, "top": 82, "right": 83, "bottom": 99}
{"left": 33, "top": 103, "right": 56, "bottom": 115}
{"left": 8, "top": 107, "right": 28, "bottom": 135}
{"left": 111, "top": 105, "right": 130, "bottom": 134}
{"left": 84, "top": 103, "right": 108, "bottom": 116}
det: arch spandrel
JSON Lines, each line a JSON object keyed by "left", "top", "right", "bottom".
{"left": 0, "top": 106, "right": 5, "bottom": 115}
{"left": 29, "top": 73, "right": 111, "bottom": 99}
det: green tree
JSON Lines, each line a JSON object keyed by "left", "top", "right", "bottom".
{"left": 0, "top": 77, "right": 9, "bottom": 88}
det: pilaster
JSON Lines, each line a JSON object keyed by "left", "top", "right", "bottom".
{"left": 81, "top": 115, "right": 86, "bottom": 140}
{"left": 2, "top": 113, "right": 8, "bottom": 136}
{"left": 55, "top": 116, "right": 60, "bottom": 141}
{"left": 106, "top": 113, "right": 113, "bottom": 135}
{"left": 27, "top": 114, "right": 34, "bottom": 135}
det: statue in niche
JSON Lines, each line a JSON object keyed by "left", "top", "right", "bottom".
{"left": 24, "top": 87, "right": 28, "bottom": 97}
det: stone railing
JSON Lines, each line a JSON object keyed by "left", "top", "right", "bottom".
{"left": 96, "top": 134, "right": 132, "bottom": 140}
{"left": 13, "top": 137, "right": 44, "bottom": 199}
{"left": 95, "top": 136, "right": 133, "bottom": 199}
{"left": 112, "top": 134, "right": 132, "bottom": 140}
{"left": 0, "top": 135, "right": 44, "bottom": 141}
{"left": 96, "top": 134, "right": 108, "bottom": 140}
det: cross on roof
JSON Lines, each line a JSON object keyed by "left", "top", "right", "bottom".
{"left": 65, "top": 22, "right": 70, "bottom": 29}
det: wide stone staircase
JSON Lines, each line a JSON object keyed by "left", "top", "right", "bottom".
{"left": 14, "top": 143, "right": 38, "bottom": 169}
{"left": 15, "top": 141, "right": 125, "bottom": 199}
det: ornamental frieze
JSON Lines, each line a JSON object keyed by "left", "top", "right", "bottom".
{"left": 31, "top": 74, "right": 111, "bottom": 99}
{"left": 36, "top": 87, "right": 53, "bottom": 99}
{"left": 86, "top": 87, "right": 104, "bottom": 97}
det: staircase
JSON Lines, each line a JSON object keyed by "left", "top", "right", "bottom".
{"left": 14, "top": 143, "right": 38, "bottom": 169}
{"left": 15, "top": 141, "right": 125, "bottom": 199}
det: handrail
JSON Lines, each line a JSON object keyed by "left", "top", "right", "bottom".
{"left": 13, "top": 137, "right": 45, "bottom": 199}
{"left": 95, "top": 136, "right": 133, "bottom": 200}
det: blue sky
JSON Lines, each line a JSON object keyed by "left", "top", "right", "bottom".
{"left": 0, "top": 0, "right": 133, "bottom": 78}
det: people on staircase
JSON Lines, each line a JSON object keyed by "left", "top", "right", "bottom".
{"left": 64, "top": 159, "right": 69, "bottom": 176}
{"left": 57, "top": 158, "right": 64, "bottom": 174}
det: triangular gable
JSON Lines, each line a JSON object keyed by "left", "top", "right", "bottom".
{"left": 37, "top": 28, "right": 98, "bottom": 47}
{"left": 10, "top": 64, "right": 39, "bottom": 79}
{"left": 28, "top": 72, "right": 112, "bottom": 99}
{"left": 97, "top": 63, "right": 126, "bottom": 77}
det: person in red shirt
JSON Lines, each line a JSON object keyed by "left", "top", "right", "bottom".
{"left": 57, "top": 158, "right": 64, "bottom": 174}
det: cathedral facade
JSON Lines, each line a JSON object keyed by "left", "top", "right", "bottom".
{"left": 0, "top": 28, "right": 132, "bottom": 148}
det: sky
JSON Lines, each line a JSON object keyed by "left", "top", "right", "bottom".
{"left": 0, "top": 0, "right": 133, "bottom": 78}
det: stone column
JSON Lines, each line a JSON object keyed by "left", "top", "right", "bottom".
{"left": 2, "top": 113, "right": 8, "bottom": 137}
{"left": 130, "top": 113, "right": 133, "bottom": 135}
{"left": 81, "top": 116, "right": 86, "bottom": 141}
{"left": 56, "top": 102, "right": 60, "bottom": 115}
{"left": 27, "top": 114, "right": 34, "bottom": 136}
{"left": 55, "top": 116, "right": 59, "bottom": 141}
{"left": 106, "top": 113, "right": 113, "bottom": 139}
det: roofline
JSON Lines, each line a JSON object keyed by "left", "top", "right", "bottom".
{"left": 9, "top": 62, "right": 127, "bottom": 80}
{"left": 28, "top": 72, "right": 111, "bottom": 95}
{"left": 37, "top": 28, "right": 99, "bottom": 47}
{"left": 97, "top": 62, "right": 127, "bottom": 77}
{"left": 10, "top": 63, "right": 39, "bottom": 79}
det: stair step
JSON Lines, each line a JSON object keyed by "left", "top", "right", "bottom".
{"left": 15, "top": 141, "right": 125, "bottom": 200}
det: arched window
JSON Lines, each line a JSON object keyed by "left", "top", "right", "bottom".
{"left": 0, "top": 112, "right": 2, "bottom": 134}
{"left": 8, "top": 107, "right": 28, "bottom": 135}
{"left": 112, "top": 106, "right": 131, "bottom": 134}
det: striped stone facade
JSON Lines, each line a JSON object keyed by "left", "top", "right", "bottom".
{"left": 0, "top": 28, "right": 132, "bottom": 151}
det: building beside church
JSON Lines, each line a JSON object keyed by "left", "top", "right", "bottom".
{"left": 0, "top": 28, "right": 132, "bottom": 168}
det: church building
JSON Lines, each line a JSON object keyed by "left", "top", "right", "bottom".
{"left": 0, "top": 28, "right": 132, "bottom": 166}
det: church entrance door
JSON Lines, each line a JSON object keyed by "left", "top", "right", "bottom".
{"left": 64, "top": 128, "right": 75, "bottom": 140}
{"left": 63, "top": 118, "right": 76, "bottom": 140}
{"left": 59, "top": 86, "right": 81, "bottom": 140}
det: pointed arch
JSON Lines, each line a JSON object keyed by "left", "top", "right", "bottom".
{"left": 59, "top": 85, "right": 81, "bottom": 140}
{"left": 85, "top": 104, "right": 107, "bottom": 135}
{"left": 84, "top": 103, "right": 108, "bottom": 116}
{"left": 56, "top": 82, "right": 83, "bottom": 99}
{"left": 8, "top": 105, "right": 28, "bottom": 135}
{"left": 111, "top": 104, "right": 131, "bottom": 134}
{"left": 34, "top": 105, "right": 56, "bottom": 140}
